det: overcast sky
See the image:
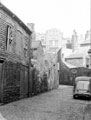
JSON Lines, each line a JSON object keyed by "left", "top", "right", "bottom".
{"left": 2, "top": 0, "right": 90, "bottom": 37}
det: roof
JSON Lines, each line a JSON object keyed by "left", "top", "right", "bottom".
{"left": 31, "top": 41, "right": 42, "bottom": 49}
{"left": 75, "top": 76, "right": 91, "bottom": 81}
{"left": 81, "top": 39, "right": 90, "bottom": 45}
{"left": 0, "top": 2, "right": 32, "bottom": 35}
{"left": 66, "top": 51, "right": 88, "bottom": 59}
{"left": 63, "top": 61, "right": 77, "bottom": 68}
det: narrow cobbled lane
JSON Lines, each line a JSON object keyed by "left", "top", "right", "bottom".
{"left": 0, "top": 85, "right": 90, "bottom": 120}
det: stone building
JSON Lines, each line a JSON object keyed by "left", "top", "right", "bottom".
{"left": 36, "top": 29, "right": 63, "bottom": 54}
{"left": 65, "top": 30, "right": 91, "bottom": 68}
{"left": 45, "top": 29, "right": 63, "bottom": 54}
{"left": 31, "top": 40, "right": 44, "bottom": 60}
{"left": 0, "top": 3, "right": 32, "bottom": 103}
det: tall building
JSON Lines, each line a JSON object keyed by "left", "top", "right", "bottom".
{"left": 45, "top": 29, "right": 63, "bottom": 54}
{"left": 36, "top": 29, "right": 73, "bottom": 59}
{"left": 36, "top": 29, "right": 63, "bottom": 54}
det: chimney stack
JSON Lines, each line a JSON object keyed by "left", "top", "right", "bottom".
{"left": 27, "top": 23, "right": 36, "bottom": 41}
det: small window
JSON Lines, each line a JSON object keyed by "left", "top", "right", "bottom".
{"left": 24, "top": 48, "right": 27, "bottom": 58}
{"left": 49, "top": 40, "right": 53, "bottom": 45}
{"left": 55, "top": 40, "right": 58, "bottom": 45}
{"left": 23, "top": 37, "right": 28, "bottom": 58}
{"left": 6, "top": 25, "right": 13, "bottom": 50}
{"left": 16, "top": 30, "right": 23, "bottom": 55}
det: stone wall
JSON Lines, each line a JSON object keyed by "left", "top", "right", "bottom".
{"left": 33, "top": 53, "right": 59, "bottom": 91}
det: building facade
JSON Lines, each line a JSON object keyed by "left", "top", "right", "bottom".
{"left": 65, "top": 30, "right": 91, "bottom": 68}
{"left": 31, "top": 40, "right": 44, "bottom": 60}
{"left": 45, "top": 29, "right": 63, "bottom": 53}
{"left": 0, "top": 3, "right": 32, "bottom": 103}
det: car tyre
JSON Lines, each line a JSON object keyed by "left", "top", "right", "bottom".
{"left": 73, "top": 95, "right": 77, "bottom": 99}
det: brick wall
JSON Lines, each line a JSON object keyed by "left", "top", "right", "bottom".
{"left": 0, "top": 9, "right": 30, "bottom": 65}
{"left": 0, "top": 61, "right": 29, "bottom": 103}
{"left": 0, "top": 9, "right": 31, "bottom": 103}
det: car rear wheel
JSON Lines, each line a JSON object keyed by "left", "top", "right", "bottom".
{"left": 73, "top": 95, "right": 78, "bottom": 99}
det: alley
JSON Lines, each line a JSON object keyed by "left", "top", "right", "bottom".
{"left": 0, "top": 85, "right": 90, "bottom": 120}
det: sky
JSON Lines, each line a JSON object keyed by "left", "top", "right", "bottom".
{"left": 2, "top": 0, "right": 90, "bottom": 37}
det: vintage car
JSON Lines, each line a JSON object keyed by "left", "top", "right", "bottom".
{"left": 73, "top": 76, "right": 91, "bottom": 99}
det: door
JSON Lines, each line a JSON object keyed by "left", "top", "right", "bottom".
{"left": 0, "top": 60, "right": 4, "bottom": 102}
{"left": 20, "top": 65, "right": 28, "bottom": 98}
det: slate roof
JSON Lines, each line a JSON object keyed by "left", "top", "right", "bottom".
{"left": 66, "top": 51, "right": 88, "bottom": 59}
{"left": 63, "top": 60, "right": 77, "bottom": 68}
{"left": 80, "top": 37, "right": 90, "bottom": 45}
{"left": 81, "top": 40, "right": 90, "bottom": 45}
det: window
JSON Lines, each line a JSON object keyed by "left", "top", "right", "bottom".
{"left": 66, "top": 43, "right": 72, "bottom": 49}
{"left": 76, "top": 81, "right": 89, "bottom": 90}
{"left": 41, "top": 39, "right": 45, "bottom": 44}
{"left": 49, "top": 40, "right": 53, "bottom": 45}
{"left": 24, "top": 37, "right": 28, "bottom": 58}
{"left": 6, "top": 25, "right": 14, "bottom": 51}
{"left": 86, "top": 58, "right": 90, "bottom": 68}
{"left": 55, "top": 40, "right": 58, "bottom": 45}
{"left": 16, "top": 30, "right": 23, "bottom": 55}
{"left": 24, "top": 48, "right": 27, "bottom": 58}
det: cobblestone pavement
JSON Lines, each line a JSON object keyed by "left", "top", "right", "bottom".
{"left": 0, "top": 85, "right": 91, "bottom": 120}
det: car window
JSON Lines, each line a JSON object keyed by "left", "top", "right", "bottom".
{"left": 76, "top": 81, "right": 89, "bottom": 90}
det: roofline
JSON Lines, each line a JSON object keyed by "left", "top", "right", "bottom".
{"left": 65, "top": 57, "right": 83, "bottom": 59}
{"left": 0, "top": 2, "right": 32, "bottom": 35}
{"left": 80, "top": 43, "right": 90, "bottom": 46}
{"left": 75, "top": 76, "right": 91, "bottom": 81}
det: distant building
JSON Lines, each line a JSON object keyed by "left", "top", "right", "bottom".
{"left": 36, "top": 29, "right": 73, "bottom": 60}
{"left": 80, "top": 30, "right": 90, "bottom": 52}
{"left": 71, "top": 30, "right": 79, "bottom": 52}
{"left": 45, "top": 29, "right": 63, "bottom": 54}
{"left": 65, "top": 51, "right": 89, "bottom": 67}
{"left": 31, "top": 40, "right": 44, "bottom": 60}
{"left": 36, "top": 33, "right": 46, "bottom": 52}
{"left": 65, "top": 30, "right": 91, "bottom": 68}
{"left": 61, "top": 37, "right": 72, "bottom": 60}
{"left": 36, "top": 29, "right": 63, "bottom": 54}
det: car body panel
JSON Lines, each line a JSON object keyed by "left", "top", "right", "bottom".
{"left": 73, "top": 76, "right": 91, "bottom": 98}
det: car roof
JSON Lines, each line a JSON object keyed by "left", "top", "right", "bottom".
{"left": 75, "top": 76, "right": 91, "bottom": 81}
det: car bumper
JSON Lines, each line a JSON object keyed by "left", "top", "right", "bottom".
{"left": 73, "top": 92, "right": 91, "bottom": 97}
